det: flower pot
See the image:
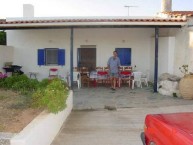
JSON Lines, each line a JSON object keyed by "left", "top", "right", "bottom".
{"left": 179, "top": 75, "right": 193, "bottom": 99}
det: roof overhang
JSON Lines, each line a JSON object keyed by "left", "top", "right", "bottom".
{"left": 0, "top": 22, "right": 186, "bottom": 30}
{"left": 0, "top": 17, "right": 187, "bottom": 30}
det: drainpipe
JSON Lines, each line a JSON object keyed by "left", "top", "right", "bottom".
{"left": 154, "top": 27, "right": 159, "bottom": 93}
{"left": 70, "top": 27, "right": 74, "bottom": 90}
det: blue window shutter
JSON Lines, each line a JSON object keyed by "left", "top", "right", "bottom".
{"left": 116, "top": 48, "right": 131, "bottom": 66}
{"left": 38, "top": 49, "right": 45, "bottom": 66}
{"left": 58, "top": 49, "right": 65, "bottom": 65}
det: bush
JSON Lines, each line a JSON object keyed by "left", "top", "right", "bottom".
{"left": 0, "top": 75, "right": 69, "bottom": 113}
{"left": 32, "top": 78, "right": 69, "bottom": 114}
{"left": 0, "top": 74, "right": 39, "bottom": 95}
{"left": 38, "top": 78, "right": 50, "bottom": 88}
{"left": 0, "top": 31, "right": 6, "bottom": 45}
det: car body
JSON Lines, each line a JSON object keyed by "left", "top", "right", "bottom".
{"left": 142, "top": 112, "right": 193, "bottom": 145}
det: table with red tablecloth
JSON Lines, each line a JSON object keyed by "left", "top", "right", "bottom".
{"left": 97, "top": 71, "right": 108, "bottom": 76}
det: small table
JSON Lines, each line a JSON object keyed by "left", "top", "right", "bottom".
{"left": 89, "top": 71, "right": 98, "bottom": 87}
{"left": 29, "top": 72, "right": 38, "bottom": 79}
{"left": 97, "top": 71, "right": 108, "bottom": 76}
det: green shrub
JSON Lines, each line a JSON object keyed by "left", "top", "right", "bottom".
{"left": 0, "top": 75, "right": 39, "bottom": 95}
{"left": 32, "top": 78, "right": 69, "bottom": 114}
{"left": 0, "top": 79, "right": 5, "bottom": 88}
{"left": 0, "top": 75, "right": 69, "bottom": 113}
{"left": 0, "top": 31, "right": 6, "bottom": 45}
{"left": 38, "top": 78, "right": 50, "bottom": 88}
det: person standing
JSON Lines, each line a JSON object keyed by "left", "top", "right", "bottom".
{"left": 107, "top": 51, "right": 121, "bottom": 90}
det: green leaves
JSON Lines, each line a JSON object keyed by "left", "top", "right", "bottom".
{"left": 0, "top": 74, "right": 39, "bottom": 94}
{"left": 179, "top": 65, "right": 189, "bottom": 76}
{"left": 0, "top": 31, "right": 6, "bottom": 45}
{"left": 32, "top": 78, "right": 69, "bottom": 114}
{"left": 0, "top": 75, "right": 69, "bottom": 114}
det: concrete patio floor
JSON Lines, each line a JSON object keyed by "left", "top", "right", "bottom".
{"left": 73, "top": 87, "right": 193, "bottom": 110}
{"left": 51, "top": 86, "right": 193, "bottom": 145}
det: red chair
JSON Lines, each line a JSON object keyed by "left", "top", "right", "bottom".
{"left": 49, "top": 68, "right": 59, "bottom": 78}
{"left": 124, "top": 66, "right": 132, "bottom": 71}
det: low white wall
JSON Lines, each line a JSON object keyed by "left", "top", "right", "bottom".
{"left": 11, "top": 91, "right": 73, "bottom": 145}
{"left": 0, "top": 45, "right": 14, "bottom": 73}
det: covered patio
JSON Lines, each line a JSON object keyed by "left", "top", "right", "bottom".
{"left": 0, "top": 17, "right": 187, "bottom": 93}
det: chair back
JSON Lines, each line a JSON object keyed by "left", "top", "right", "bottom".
{"left": 73, "top": 72, "right": 80, "bottom": 81}
{"left": 124, "top": 66, "right": 132, "bottom": 71}
{"left": 96, "top": 67, "right": 103, "bottom": 71}
{"left": 73, "top": 67, "right": 79, "bottom": 72}
{"left": 141, "top": 71, "right": 149, "bottom": 79}
{"left": 103, "top": 67, "right": 109, "bottom": 71}
{"left": 49, "top": 68, "right": 59, "bottom": 77}
{"left": 119, "top": 66, "right": 124, "bottom": 71}
{"left": 133, "top": 72, "right": 142, "bottom": 81}
{"left": 80, "top": 67, "right": 89, "bottom": 75}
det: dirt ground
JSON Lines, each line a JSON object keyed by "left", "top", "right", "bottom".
{"left": 0, "top": 89, "right": 42, "bottom": 133}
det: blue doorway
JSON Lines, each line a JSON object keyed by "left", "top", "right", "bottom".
{"left": 115, "top": 48, "right": 131, "bottom": 66}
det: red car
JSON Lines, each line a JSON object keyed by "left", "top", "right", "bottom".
{"left": 142, "top": 112, "right": 193, "bottom": 145}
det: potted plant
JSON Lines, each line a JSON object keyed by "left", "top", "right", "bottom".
{"left": 179, "top": 65, "right": 193, "bottom": 99}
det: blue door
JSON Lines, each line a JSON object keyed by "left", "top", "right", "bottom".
{"left": 115, "top": 48, "right": 131, "bottom": 66}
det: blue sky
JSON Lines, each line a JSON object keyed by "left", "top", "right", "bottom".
{"left": 0, "top": 0, "right": 193, "bottom": 18}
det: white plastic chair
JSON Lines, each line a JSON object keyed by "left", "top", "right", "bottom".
{"left": 132, "top": 72, "right": 142, "bottom": 89}
{"left": 73, "top": 72, "right": 81, "bottom": 89}
{"left": 141, "top": 73, "right": 148, "bottom": 87}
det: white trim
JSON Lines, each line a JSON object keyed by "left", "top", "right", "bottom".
{"left": 0, "top": 21, "right": 187, "bottom": 28}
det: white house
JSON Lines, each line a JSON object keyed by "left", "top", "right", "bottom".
{"left": 0, "top": 0, "right": 193, "bottom": 92}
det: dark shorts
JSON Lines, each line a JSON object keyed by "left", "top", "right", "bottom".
{"left": 109, "top": 72, "right": 119, "bottom": 78}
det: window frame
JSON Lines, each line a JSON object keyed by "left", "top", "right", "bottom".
{"left": 45, "top": 48, "right": 59, "bottom": 66}
{"left": 37, "top": 48, "right": 65, "bottom": 66}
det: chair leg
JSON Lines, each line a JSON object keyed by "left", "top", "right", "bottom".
{"left": 132, "top": 80, "right": 134, "bottom": 89}
{"left": 128, "top": 80, "right": 130, "bottom": 88}
{"left": 146, "top": 80, "right": 148, "bottom": 87}
{"left": 140, "top": 81, "right": 142, "bottom": 88}
{"left": 77, "top": 80, "right": 80, "bottom": 89}
{"left": 118, "top": 78, "right": 121, "bottom": 87}
{"left": 79, "top": 79, "right": 81, "bottom": 88}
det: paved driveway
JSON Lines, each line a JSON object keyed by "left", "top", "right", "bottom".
{"left": 51, "top": 87, "right": 193, "bottom": 145}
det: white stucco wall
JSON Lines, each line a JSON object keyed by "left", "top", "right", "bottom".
{"left": 7, "top": 29, "right": 71, "bottom": 80}
{"left": 188, "top": 27, "right": 193, "bottom": 73}
{"left": 7, "top": 28, "right": 154, "bottom": 80}
{"left": 158, "top": 37, "right": 175, "bottom": 76}
{"left": 150, "top": 37, "right": 175, "bottom": 81}
{"left": 174, "top": 25, "right": 193, "bottom": 76}
{"left": 149, "top": 23, "right": 193, "bottom": 81}
{"left": 0, "top": 45, "right": 14, "bottom": 72}
{"left": 74, "top": 28, "right": 153, "bottom": 72}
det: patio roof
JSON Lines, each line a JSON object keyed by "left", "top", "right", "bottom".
{"left": 0, "top": 16, "right": 187, "bottom": 30}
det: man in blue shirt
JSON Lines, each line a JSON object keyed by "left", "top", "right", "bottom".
{"left": 107, "top": 51, "right": 121, "bottom": 90}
